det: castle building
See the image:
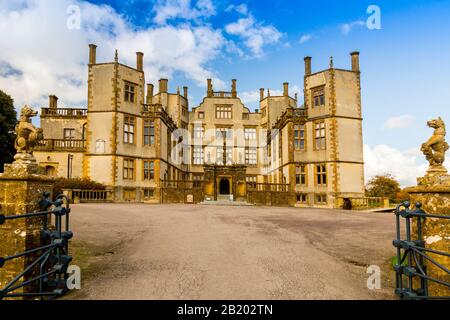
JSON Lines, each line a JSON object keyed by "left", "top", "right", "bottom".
{"left": 34, "top": 44, "right": 365, "bottom": 208}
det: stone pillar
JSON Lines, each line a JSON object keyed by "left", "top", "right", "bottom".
{"left": 283, "top": 82, "right": 289, "bottom": 97}
{"left": 207, "top": 79, "right": 213, "bottom": 97}
{"left": 406, "top": 174, "right": 450, "bottom": 297}
{"left": 88, "top": 44, "right": 97, "bottom": 65}
{"left": 304, "top": 56, "right": 312, "bottom": 76}
{"left": 231, "top": 79, "right": 237, "bottom": 98}
{"left": 136, "top": 52, "right": 144, "bottom": 72}
{"left": 0, "top": 162, "right": 54, "bottom": 298}
{"left": 350, "top": 51, "right": 360, "bottom": 72}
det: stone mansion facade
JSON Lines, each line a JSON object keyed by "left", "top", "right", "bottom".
{"left": 34, "top": 44, "right": 365, "bottom": 208}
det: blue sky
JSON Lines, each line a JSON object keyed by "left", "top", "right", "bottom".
{"left": 0, "top": 0, "right": 449, "bottom": 185}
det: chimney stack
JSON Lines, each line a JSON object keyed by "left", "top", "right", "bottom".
{"left": 350, "top": 51, "right": 360, "bottom": 72}
{"left": 304, "top": 56, "right": 312, "bottom": 76}
{"left": 146, "top": 84, "right": 154, "bottom": 104}
{"left": 159, "top": 79, "right": 168, "bottom": 93}
{"left": 283, "top": 82, "right": 289, "bottom": 97}
{"left": 183, "top": 86, "right": 188, "bottom": 99}
{"left": 136, "top": 52, "right": 144, "bottom": 72}
{"left": 231, "top": 79, "right": 237, "bottom": 98}
{"left": 49, "top": 95, "right": 58, "bottom": 109}
{"left": 89, "top": 44, "right": 97, "bottom": 65}
{"left": 260, "top": 88, "right": 265, "bottom": 101}
{"left": 207, "top": 79, "right": 213, "bottom": 97}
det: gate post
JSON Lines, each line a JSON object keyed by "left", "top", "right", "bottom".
{"left": 0, "top": 105, "right": 54, "bottom": 299}
{"left": 0, "top": 161, "right": 55, "bottom": 298}
{"left": 404, "top": 117, "right": 450, "bottom": 297}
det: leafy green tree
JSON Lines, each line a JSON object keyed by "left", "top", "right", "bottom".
{"left": 366, "top": 174, "right": 401, "bottom": 202}
{"left": 0, "top": 90, "right": 17, "bottom": 172}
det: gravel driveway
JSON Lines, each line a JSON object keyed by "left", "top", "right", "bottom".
{"left": 65, "top": 204, "right": 397, "bottom": 300}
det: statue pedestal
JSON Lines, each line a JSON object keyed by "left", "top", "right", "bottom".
{"left": 405, "top": 173, "right": 450, "bottom": 297}
{"left": 0, "top": 160, "right": 54, "bottom": 298}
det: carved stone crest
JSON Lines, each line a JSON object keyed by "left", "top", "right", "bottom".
{"left": 13, "top": 105, "right": 44, "bottom": 163}
{"left": 421, "top": 117, "right": 449, "bottom": 174}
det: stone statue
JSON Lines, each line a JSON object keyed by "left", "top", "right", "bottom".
{"left": 14, "top": 105, "right": 44, "bottom": 163}
{"left": 421, "top": 117, "right": 449, "bottom": 173}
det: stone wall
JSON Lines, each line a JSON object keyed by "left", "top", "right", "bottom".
{"left": 247, "top": 191, "right": 296, "bottom": 207}
{"left": 161, "top": 187, "right": 204, "bottom": 204}
{"left": 0, "top": 162, "right": 54, "bottom": 297}
{"left": 407, "top": 182, "right": 450, "bottom": 297}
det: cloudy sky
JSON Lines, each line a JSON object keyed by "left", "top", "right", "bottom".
{"left": 1, "top": 0, "right": 449, "bottom": 186}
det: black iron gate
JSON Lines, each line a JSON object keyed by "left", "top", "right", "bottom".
{"left": 0, "top": 192, "right": 72, "bottom": 300}
{"left": 393, "top": 201, "right": 450, "bottom": 300}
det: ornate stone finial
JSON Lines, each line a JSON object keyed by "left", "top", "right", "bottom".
{"left": 421, "top": 117, "right": 449, "bottom": 175}
{"left": 114, "top": 49, "right": 118, "bottom": 63}
{"left": 267, "top": 89, "right": 271, "bottom": 97}
{"left": 329, "top": 56, "right": 334, "bottom": 68}
{"left": 13, "top": 105, "right": 44, "bottom": 163}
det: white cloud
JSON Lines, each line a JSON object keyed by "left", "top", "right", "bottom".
{"left": 299, "top": 34, "right": 312, "bottom": 44}
{"left": 0, "top": 0, "right": 226, "bottom": 109}
{"left": 341, "top": 20, "right": 365, "bottom": 35}
{"left": 153, "top": 0, "right": 216, "bottom": 25}
{"left": 364, "top": 144, "right": 430, "bottom": 187}
{"left": 384, "top": 114, "right": 415, "bottom": 129}
{"left": 225, "top": 10, "right": 283, "bottom": 58}
{"left": 225, "top": 4, "right": 249, "bottom": 15}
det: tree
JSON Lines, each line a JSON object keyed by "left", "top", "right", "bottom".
{"left": 0, "top": 90, "right": 17, "bottom": 172}
{"left": 366, "top": 174, "right": 401, "bottom": 202}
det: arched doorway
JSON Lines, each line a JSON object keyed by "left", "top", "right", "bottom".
{"left": 45, "top": 166, "right": 56, "bottom": 177}
{"left": 219, "top": 178, "right": 230, "bottom": 195}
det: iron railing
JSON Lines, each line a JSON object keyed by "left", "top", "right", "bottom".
{"left": 0, "top": 193, "right": 72, "bottom": 300}
{"left": 393, "top": 201, "right": 450, "bottom": 300}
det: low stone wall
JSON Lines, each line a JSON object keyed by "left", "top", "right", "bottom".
{"left": 247, "top": 191, "right": 295, "bottom": 207}
{"left": 161, "top": 188, "right": 204, "bottom": 204}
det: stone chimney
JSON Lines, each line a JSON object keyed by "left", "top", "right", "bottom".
{"left": 146, "top": 84, "right": 154, "bottom": 104}
{"left": 49, "top": 95, "right": 58, "bottom": 109}
{"left": 89, "top": 44, "right": 97, "bottom": 65}
{"left": 136, "top": 52, "right": 144, "bottom": 72}
{"left": 231, "top": 79, "right": 237, "bottom": 98}
{"left": 351, "top": 51, "right": 360, "bottom": 72}
{"left": 260, "top": 88, "right": 265, "bottom": 101}
{"left": 183, "top": 86, "right": 188, "bottom": 99}
{"left": 283, "top": 82, "right": 289, "bottom": 97}
{"left": 159, "top": 79, "right": 168, "bottom": 93}
{"left": 207, "top": 79, "right": 213, "bottom": 97}
{"left": 304, "top": 56, "right": 312, "bottom": 76}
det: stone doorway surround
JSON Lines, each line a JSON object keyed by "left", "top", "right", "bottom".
{"left": 218, "top": 177, "right": 231, "bottom": 195}
{"left": 203, "top": 164, "right": 247, "bottom": 201}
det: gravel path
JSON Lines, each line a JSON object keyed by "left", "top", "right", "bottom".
{"left": 66, "top": 204, "right": 397, "bottom": 300}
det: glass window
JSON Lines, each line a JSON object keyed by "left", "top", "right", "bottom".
{"left": 143, "top": 160, "right": 155, "bottom": 180}
{"left": 244, "top": 128, "right": 257, "bottom": 140}
{"left": 315, "top": 121, "right": 326, "bottom": 150}
{"left": 123, "top": 159, "right": 135, "bottom": 180}
{"left": 144, "top": 120, "right": 154, "bottom": 146}
{"left": 245, "top": 148, "right": 257, "bottom": 165}
{"left": 312, "top": 87, "right": 325, "bottom": 107}
{"left": 216, "top": 105, "right": 232, "bottom": 119}
{"left": 294, "top": 124, "right": 305, "bottom": 150}
{"left": 124, "top": 116, "right": 135, "bottom": 144}
{"left": 296, "top": 165, "right": 307, "bottom": 186}
{"left": 193, "top": 146, "right": 204, "bottom": 165}
{"left": 316, "top": 164, "right": 327, "bottom": 186}
{"left": 124, "top": 82, "right": 136, "bottom": 103}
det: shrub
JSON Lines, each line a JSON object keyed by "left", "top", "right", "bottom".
{"left": 53, "top": 178, "right": 106, "bottom": 196}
